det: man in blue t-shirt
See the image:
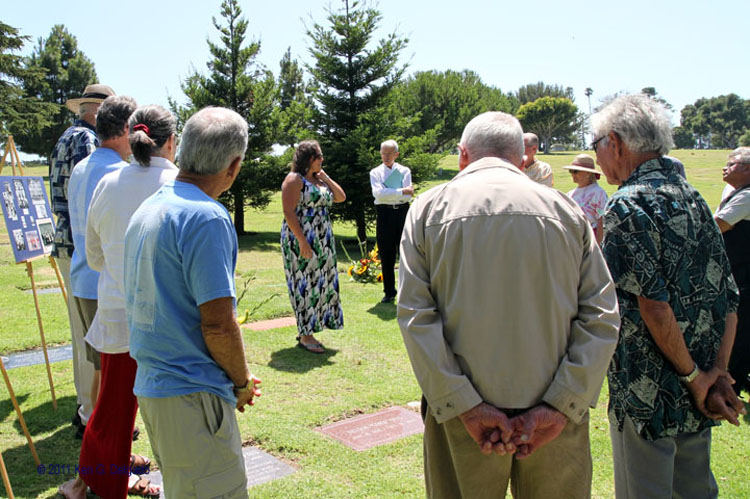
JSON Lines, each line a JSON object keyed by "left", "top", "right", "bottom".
{"left": 124, "top": 107, "right": 260, "bottom": 498}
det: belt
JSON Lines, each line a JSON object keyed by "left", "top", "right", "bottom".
{"left": 377, "top": 203, "right": 408, "bottom": 210}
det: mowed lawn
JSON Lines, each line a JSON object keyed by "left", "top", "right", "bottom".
{"left": 0, "top": 150, "right": 748, "bottom": 498}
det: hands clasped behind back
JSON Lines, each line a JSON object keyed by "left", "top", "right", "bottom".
{"left": 459, "top": 402, "right": 568, "bottom": 459}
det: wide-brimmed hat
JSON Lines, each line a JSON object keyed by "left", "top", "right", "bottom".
{"left": 563, "top": 154, "right": 600, "bottom": 175}
{"left": 65, "top": 84, "right": 116, "bottom": 113}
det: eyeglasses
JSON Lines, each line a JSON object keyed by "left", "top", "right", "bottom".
{"left": 591, "top": 136, "right": 606, "bottom": 152}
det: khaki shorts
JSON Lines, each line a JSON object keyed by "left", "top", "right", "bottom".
{"left": 138, "top": 392, "right": 248, "bottom": 498}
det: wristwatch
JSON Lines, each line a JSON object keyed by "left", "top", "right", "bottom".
{"left": 677, "top": 363, "right": 700, "bottom": 384}
{"left": 234, "top": 378, "right": 253, "bottom": 393}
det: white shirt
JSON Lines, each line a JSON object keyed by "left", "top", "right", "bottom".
{"left": 370, "top": 162, "right": 412, "bottom": 205}
{"left": 716, "top": 184, "right": 750, "bottom": 226}
{"left": 85, "top": 157, "right": 178, "bottom": 353}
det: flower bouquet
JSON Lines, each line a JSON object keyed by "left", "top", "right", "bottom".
{"left": 341, "top": 240, "right": 383, "bottom": 283}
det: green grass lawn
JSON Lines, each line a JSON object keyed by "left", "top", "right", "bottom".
{"left": 1, "top": 151, "right": 748, "bottom": 498}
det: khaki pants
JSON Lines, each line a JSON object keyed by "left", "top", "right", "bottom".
{"left": 610, "top": 414, "right": 718, "bottom": 499}
{"left": 138, "top": 392, "right": 248, "bottom": 499}
{"left": 55, "top": 256, "right": 96, "bottom": 424}
{"left": 423, "top": 408, "right": 592, "bottom": 499}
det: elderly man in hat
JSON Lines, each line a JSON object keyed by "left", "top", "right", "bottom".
{"left": 563, "top": 154, "right": 608, "bottom": 244}
{"left": 714, "top": 147, "right": 750, "bottom": 397}
{"left": 593, "top": 94, "right": 745, "bottom": 498}
{"left": 49, "top": 83, "right": 116, "bottom": 436}
{"left": 520, "top": 132, "right": 554, "bottom": 187}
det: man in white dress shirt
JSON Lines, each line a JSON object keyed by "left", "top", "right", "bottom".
{"left": 369, "top": 139, "right": 413, "bottom": 303}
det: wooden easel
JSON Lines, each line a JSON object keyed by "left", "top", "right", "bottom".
{"left": 19, "top": 255, "right": 61, "bottom": 410}
{"left": 0, "top": 136, "right": 26, "bottom": 177}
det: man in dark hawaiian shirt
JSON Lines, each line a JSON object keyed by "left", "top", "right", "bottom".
{"left": 49, "top": 83, "right": 115, "bottom": 435}
{"left": 592, "top": 94, "right": 746, "bottom": 499}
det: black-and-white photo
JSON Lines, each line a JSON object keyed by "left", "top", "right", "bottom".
{"left": 35, "top": 203, "right": 48, "bottom": 219}
{"left": 12, "top": 229, "right": 26, "bottom": 251}
{"left": 13, "top": 179, "right": 29, "bottom": 211}
{"left": 37, "top": 219, "right": 55, "bottom": 253}
{"left": 27, "top": 178, "right": 44, "bottom": 202}
{"left": 2, "top": 182, "right": 18, "bottom": 221}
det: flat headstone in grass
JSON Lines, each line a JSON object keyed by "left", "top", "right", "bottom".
{"left": 2, "top": 344, "right": 72, "bottom": 369}
{"left": 317, "top": 406, "right": 424, "bottom": 451}
{"left": 23, "top": 286, "right": 62, "bottom": 295}
{"left": 139, "top": 446, "right": 295, "bottom": 496}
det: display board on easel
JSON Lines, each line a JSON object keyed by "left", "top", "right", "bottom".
{"left": 0, "top": 174, "right": 62, "bottom": 410}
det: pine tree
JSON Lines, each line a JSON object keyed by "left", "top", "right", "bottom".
{"left": 12, "top": 24, "right": 97, "bottom": 159}
{"left": 0, "top": 22, "right": 55, "bottom": 145}
{"left": 276, "top": 47, "right": 314, "bottom": 148}
{"left": 178, "top": 0, "right": 279, "bottom": 235}
{"left": 307, "top": 0, "right": 407, "bottom": 242}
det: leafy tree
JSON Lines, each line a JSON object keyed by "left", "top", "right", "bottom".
{"left": 276, "top": 47, "right": 314, "bottom": 148}
{"left": 672, "top": 125, "right": 694, "bottom": 149}
{"left": 12, "top": 24, "right": 97, "bottom": 159}
{"left": 177, "top": 0, "right": 280, "bottom": 234}
{"left": 307, "top": 0, "right": 407, "bottom": 241}
{"left": 740, "top": 129, "right": 750, "bottom": 147}
{"left": 388, "top": 70, "right": 518, "bottom": 153}
{"left": 0, "top": 22, "right": 55, "bottom": 146}
{"left": 516, "top": 97, "right": 579, "bottom": 153}
{"left": 584, "top": 87, "right": 593, "bottom": 114}
{"left": 516, "top": 82, "right": 574, "bottom": 105}
{"left": 680, "top": 95, "right": 749, "bottom": 149}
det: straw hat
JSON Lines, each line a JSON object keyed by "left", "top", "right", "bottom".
{"left": 65, "top": 84, "right": 116, "bottom": 113}
{"left": 563, "top": 154, "right": 600, "bottom": 175}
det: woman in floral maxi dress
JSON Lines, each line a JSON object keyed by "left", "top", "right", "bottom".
{"left": 281, "top": 141, "right": 346, "bottom": 353}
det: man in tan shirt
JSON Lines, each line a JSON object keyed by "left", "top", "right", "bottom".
{"left": 397, "top": 111, "right": 619, "bottom": 498}
{"left": 521, "top": 132, "right": 554, "bottom": 186}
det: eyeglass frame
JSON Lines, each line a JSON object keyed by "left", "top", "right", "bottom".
{"left": 591, "top": 135, "right": 607, "bottom": 152}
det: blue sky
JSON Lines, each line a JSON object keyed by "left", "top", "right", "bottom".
{"left": 5, "top": 0, "right": 749, "bottom": 139}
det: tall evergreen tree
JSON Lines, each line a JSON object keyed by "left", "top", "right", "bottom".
{"left": 0, "top": 22, "right": 55, "bottom": 146}
{"left": 13, "top": 24, "right": 97, "bottom": 159}
{"left": 178, "top": 0, "right": 280, "bottom": 234}
{"left": 276, "top": 47, "right": 314, "bottom": 148}
{"left": 307, "top": 0, "right": 407, "bottom": 241}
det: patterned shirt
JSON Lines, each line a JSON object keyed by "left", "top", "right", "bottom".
{"left": 603, "top": 157, "right": 739, "bottom": 440}
{"left": 49, "top": 120, "right": 98, "bottom": 258}
{"left": 567, "top": 183, "right": 608, "bottom": 229}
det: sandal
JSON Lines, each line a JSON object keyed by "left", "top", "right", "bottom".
{"left": 130, "top": 453, "right": 151, "bottom": 473}
{"left": 296, "top": 335, "right": 325, "bottom": 354}
{"left": 127, "top": 474, "right": 161, "bottom": 498}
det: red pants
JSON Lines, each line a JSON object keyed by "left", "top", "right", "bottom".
{"left": 79, "top": 352, "right": 139, "bottom": 499}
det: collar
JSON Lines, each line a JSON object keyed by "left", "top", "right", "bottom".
{"left": 73, "top": 119, "right": 96, "bottom": 133}
{"left": 455, "top": 156, "right": 525, "bottom": 180}
{"left": 90, "top": 146, "right": 124, "bottom": 162}
{"left": 621, "top": 157, "right": 670, "bottom": 187}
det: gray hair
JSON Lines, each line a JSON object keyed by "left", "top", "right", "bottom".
{"left": 460, "top": 112, "right": 524, "bottom": 162}
{"left": 591, "top": 94, "right": 674, "bottom": 155}
{"left": 523, "top": 133, "right": 539, "bottom": 148}
{"left": 178, "top": 107, "right": 249, "bottom": 175}
{"left": 381, "top": 139, "right": 399, "bottom": 152}
{"left": 96, "top": 96, "right": 137, "bottom": 141}
{"left": 730, "top": 147, "right": 750, "bottom": 164}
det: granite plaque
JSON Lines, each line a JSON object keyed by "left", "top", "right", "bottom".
{"left": 318, "top": 406, "right": 424, "bottom": 451}
{"left": 138, "top": 446, "right": 294, "bottom": 497}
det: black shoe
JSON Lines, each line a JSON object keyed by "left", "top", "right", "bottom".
{"left": 381, "top": 294, "right": 396, "bottom": 304}
{"left": 132, "top": 427, "right": 140, "bottom": 441}
{"left": 71, "top": 405, "right": 82, "bottom": 427}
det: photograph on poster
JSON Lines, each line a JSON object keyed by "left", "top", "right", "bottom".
{"left": 25, "top": 230, "right": 41, "bottom": 251}
{"left": 13, "top": 179, "right": 29, "bottom": 212}
{"left": 37, "top": 218, "right": 55, "bottom": 253}
{"left": 28, "top": 178, "right": 44, "bottom": 202}
{"left": 12, "top": 229, "right": 26, "bottom": 251}
{"left": 2, "top": 182, "right": 18, "bottom": 221}
{"left": 35, "top": 203, "right": 48, "bottom": 219}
